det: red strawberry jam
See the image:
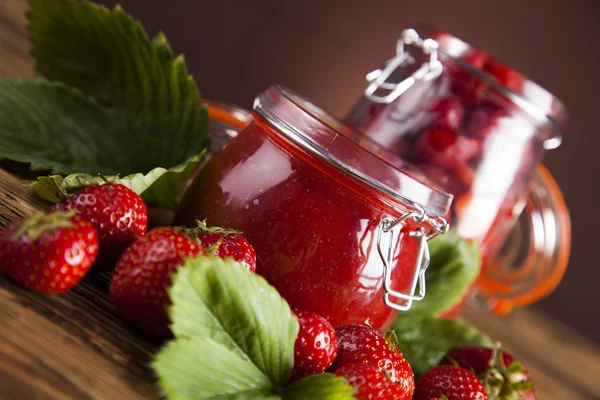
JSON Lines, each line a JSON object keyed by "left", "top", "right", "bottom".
{"left": 176, "top": 87, "right": 452, "bottom": 331}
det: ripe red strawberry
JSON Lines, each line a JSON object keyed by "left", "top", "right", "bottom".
{"left": 109, "top": 227, "right": 204, "bottom": 337}
{"left": 334, "top": 363, "right": 406, "bottom": 400}
{"left": 415, "top": 130, "right": 479, "bottom": 169}
{"left": 0, "top": 211, "right": 98, "bottom": 293}
{"left": 291, "top": 310, "right": 338, "bottom": 380}
{"left": 189, "top": 220, "right": 256, "bottom": 273}
{"left": 52, "top": 183, "right": 147, "bottom": 257}
{"left": 332, "top": 324, "right": 414, "bottom": 398}
{"left": 442, "top": 346, "right": 535, "bottom": 400}
{"left": 430, "top": 97, "right": 464, "bottom": 132}
{"left": 463, "top": 102, "right": 507, "bottom": 141}
{"left": 413, "top": 365, "right": 488, "bottom": 400}
{"left": 447, "top": 48, "right": 488, "bottom": 104}
{"left": 483, "top": 59, "right": 523, "bottom": 93}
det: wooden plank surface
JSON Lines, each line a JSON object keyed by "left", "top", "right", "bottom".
{"left": 0, "top": 0, "right": 599, "bottom": 399}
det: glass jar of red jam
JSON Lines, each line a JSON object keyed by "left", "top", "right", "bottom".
{"left": 176, "top": 86, "right": 453, "bottom": 330}
{"left": 343, "top": 26, "right": 570, "bottom": 315}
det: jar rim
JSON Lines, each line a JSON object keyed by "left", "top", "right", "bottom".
{"left": 253, "top": 86, "right": 453, "bottom": 216}
{"left": 416, "top": 24, "right": 567, "bottom": 150}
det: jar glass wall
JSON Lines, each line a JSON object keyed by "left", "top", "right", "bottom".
{"left": 177, "top": 86, "right": 452, "bottom": 330}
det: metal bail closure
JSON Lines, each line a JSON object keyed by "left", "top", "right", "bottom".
{"left": 364, "top": 28, "right": 443, "bottom": 104}
{"left": 377, "top": 208, "right": 449, "bottom": 311}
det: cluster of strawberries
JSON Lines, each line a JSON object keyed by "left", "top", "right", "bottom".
{"left": 290, "top": 312, "right": 534, "bottom": 400}
{"left": 0, "top": 183, "right": 535, "bottom": 399}
{"left": 0, "top": 183, "right": 256, "bottom": 337}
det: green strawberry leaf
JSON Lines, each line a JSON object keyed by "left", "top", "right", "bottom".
{"left": 0, "top": 78, "right": 132, "bottom": 175}
{"left": 154, "top": 257, "right": 354, "bottom": 398}
{"left": 283, "top": 374, "right": 355, "bottom": 399}
{"left": 167, "top": 256, "right": 298, "bottom": 388}
{"left": 27, "top": 152, "right": 203, "bottom": 209}
{"left": 407, "top": 230, "right": 481, "bottom": 317}
{"left": 0, "top": 0, "right": 211, "bottom": 210}
{"left": 153, "top": 337, "right": 280, "bottom": 400}
{"left": 27, "top": 0, "right": 210, "bottom": 171}
{"left": 391, "top": 316, "right": 493, "bottom": 380}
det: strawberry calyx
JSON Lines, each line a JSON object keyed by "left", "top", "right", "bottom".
{"left": 173, "top": 225, "right": 200, "bottom": 241}
{"left": 205, "top": 237, "right": 224, "bottom": 256}
{"left": 195, "top": 219, "right": 242, "bottom": 236}
{"left": 175, "top": 220, "right": 243, "bottom": 243}
{"left": 383, "top": 330, "right": 401, "bottom": 353}
{"left": 480, "top": 344, "right": 534, "bottom": 400}
{"left": 14, "top": 210, "right": 76, "bottom": 242}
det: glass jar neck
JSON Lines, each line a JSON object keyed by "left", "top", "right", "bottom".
{"left": 416, "top": 25, "right": 567, "bottom": 148}
{"left": 253, "top": 86, "right": 453, "bottom": 217}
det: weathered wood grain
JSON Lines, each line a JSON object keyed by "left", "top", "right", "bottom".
{"left": 0, "top": 174, "right": 160, "bottom": 400}
{"left": 0, "top": 0, "right": 599, "bottom": 399}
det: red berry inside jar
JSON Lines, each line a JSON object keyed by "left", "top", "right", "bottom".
{"left": 343, "top": 26, "right": 567, "bottom": 312}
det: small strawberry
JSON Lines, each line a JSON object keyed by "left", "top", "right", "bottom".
{"left": 0, "top": 211, "right": 98, "bottom": 293}
{"left": 334, "top": 363, "right": 406, "bottom": 400}
{"left": 463, "top": 102, "right": 507, "bottom": 141}
{"left": 188, "top": 220, "right": 256, "bottom": 273}
{"left": 52, "top": 183, "right": 147, "bottom": 257}
{"left": 109, "top": 227, "right": 204, "bottom": 337}
{"left": 430, "top": 97, "right": 464, "bottom": 132}
{"left": 446, "top": 47, "right": 488, "bottom": 104}
{"left": 413, "top": 365, "right": 488, "bottom": 400}
{"left": 291, "top": 310, "right": 338, "bottom": 380}
{"left": 442, "top": 345, "right": 535, "bottom": 400}
{"left": 332, "top": 324, "right": 414, "bottom": 398}
{"left": 483, "top": 59, "right": 523, "bottom": 93}
{"left": 415, "top": 130, "right": 479, "bottom": 169}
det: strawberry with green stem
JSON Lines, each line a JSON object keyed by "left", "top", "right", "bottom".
{"left": 186, "top": 220, "right": 256, "bottom": 273}
{"left": 442, "top": 344, "right": 535, "bottom": 400}
{"left": 109, "top": 227, "right": 204, "bottom": 337}
{"left": 291, "top": 310, "right": 338, "bottom": 380}
{"left": 413, "top": 365, "right": 488, "bottom": 400}
{"left": 334, "top": 362, "right": 407, "bottom": 400}
{"left": 0, "top": 211, "right": 98, "bottom": 293}
{"left": 52, "top": 183, "right": 147, "bottom": 260}
{"left": 332, "top": 324, "right": 414, "bottom": 399}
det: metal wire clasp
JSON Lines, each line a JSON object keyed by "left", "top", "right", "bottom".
{"left": 364, "top": 29, "right": 443, "bottom": 104}
{"left": 376, "top": 206, "right": 449, "bottom": 311}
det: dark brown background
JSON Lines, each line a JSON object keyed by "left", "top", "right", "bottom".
{"left": 97, "top": 0, "right": 600, "bottom": 342}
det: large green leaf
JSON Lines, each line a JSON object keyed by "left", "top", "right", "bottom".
{"left": 154, "top": 338, "right": 279, "bottom": 400}
{"left": 284, "top": 374, "right": 355, "bottom": 399}
{"left": 168, "top": 256, "right": 299, "bottom": 388}
{"left": 154, "top": 340, "right": 354, "bottom": 400}
{"left": 27, "top": 0, "right": 210, "bottom": 171}
{"left": 27, "top": 152, "right": 203, "bottom": 209}
{"left": 391, "top": 316, "right": 493, "bottom": 380}
{"left": 407, "top": 230, "right": 482, "bottom": 316}
{"left": 154, "top": 257, "right": 354, "bottom": 398}
{"left": 0, "top": 78, "right": 134, "bottom": 174}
